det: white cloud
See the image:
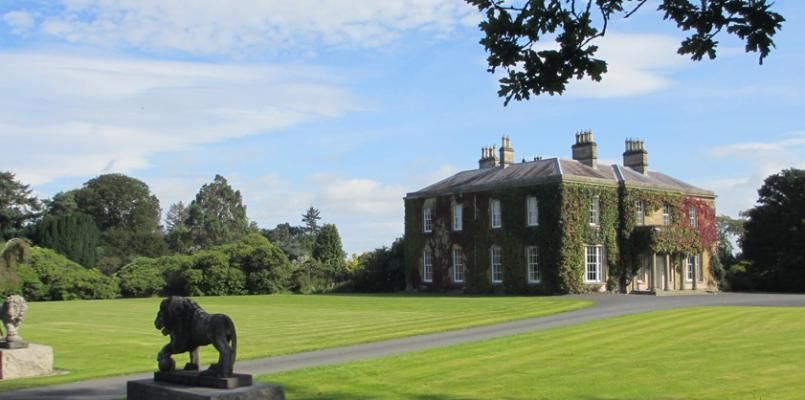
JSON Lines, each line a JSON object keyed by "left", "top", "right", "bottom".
{"left": 0, "top": 52, "right": 360, "bottom": 185}
{"left": 10, "top": 0, "right": 476, "bottom": 54}
{"left": 3, "top": 11, "right": 35, "bottom": 34}
{"left": 707, "top": 132, "right": 805, "bottom": 217}
{"left": 562, "top": 33, "right": 688, "bottom": 98}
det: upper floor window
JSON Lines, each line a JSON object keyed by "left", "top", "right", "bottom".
{"left": 423, "top": 207, "right": 433, "bottom": 233}
{"left": 689, "top": 206, "right": 697, "bottom": 228}
{"left": 585, "top": 245, "right": 603, "bottom": 283}
{"left": 663, "top": 204, "right": 672, "bottom": 225}
{"left": 453, "top": 248, "right": 464, "bottom": 283}
{"left": 526, "top": 196, "right": 539, "bottom": 226}
{"left": 490, "top": 246, "right": 503, "bottom": 283}
{"left": 490, "top": 199, "right": 502, "bottom": 229}
{"left": 453, "top": 204, "right": 463, "bottom": 231}
{"left": 590, "top": 196, "right": 600, "bottom": 226}
{"left": 635, "top": 201, "right": 645, "bottom": 226}
{"left": 526, "top": 246, "right": 540, "bottom": 283}
{"left": 422, "top": 247, "right": 433, "bottom": 282}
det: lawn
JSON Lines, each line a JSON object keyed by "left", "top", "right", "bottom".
{"left": 265, "top": 306, "right": 805, "bottom": 400}
{"left": 0, "top": 294, "right": 588, "bottom": 391}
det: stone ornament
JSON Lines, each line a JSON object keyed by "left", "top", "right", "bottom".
{"left": 1, "top": 295, "right": 28, "bottom": 348}
{"left": 154, "top": 296, "right": 238, "bottom": 378}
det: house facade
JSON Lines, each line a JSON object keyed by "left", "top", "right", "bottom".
{"left": 404, "top": 133, "right": 717, "bottom": 294}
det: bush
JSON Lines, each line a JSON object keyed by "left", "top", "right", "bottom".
{"left": 17, "top": 247, "right": 119, "bottom": 300}
{"left": 349, "top": 239, "right": 406, "bottom": 293}
{"left": 117, "top": 257, "right": 164, "bottom": 297}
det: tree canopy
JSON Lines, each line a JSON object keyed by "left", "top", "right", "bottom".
{"left": 302, "top": 206, "right": 322, "bottom": 234}
{"left": 313, "top": 224, "right": 347, "bottom": 281}
{"left": 741, "top": 168, "right": 805, "bottom": 292}
{"left": 0, "top": 172, "right": 41, "bottom": 240}
{"left": 466, "top": 0, "right": 785, "bottom": 104}
{"left": 185, "top": 175, "right": 250, "bottom": 250}
{"left": 74, "top": 174, "right": 161, "bottom": 233}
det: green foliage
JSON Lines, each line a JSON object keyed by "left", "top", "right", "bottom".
{"left": 0, "top": 238, "right": 32, "bottom": 294}
{"left": 43, "top": 190, "right": 79, "bottom": 217}
{"left": 117, "top": 257, "right": 164, "bottom": 297}
{"left": 0, "top": 171, "right": 41, "bottom": 240}
{"left": 742, "top": 168, "right": 805, "bottom": 292}
{"left": 301, "top": 206, "right": 322, "bottom": 234}
{"left": 74, "top": 173, "right": 161, "bottom": 233}
{"left": 466, "top": 0, "right": 784, "bottom": 104}
{"left": 313, "top": 224, "right": 347, "bottom": 281}
{"left": 31, "top": 213, "right": 99, "bottom": 268}
{"left": 185, "top": 175, "right": 250, "bottom": 250}
{"left": 261, "top": 223, "right": 313, "bottom": 261}
{"left": 164, "top": 201, "right": 191, "bottom": 253}
{"left": 350, "top": 238, "right": 406, "bottom": 293}
{"left": 71, "top": 173, "right": 164, "bottom": 272}
{"left": 15, "top": 246, "right": 118, "bottom": 300}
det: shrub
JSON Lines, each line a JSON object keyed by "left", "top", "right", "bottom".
{"left": 117, "top": 257, "right": 164, "bottom": 297}
{"left": 18, "top": 247, "right": 119, "bottom": 300}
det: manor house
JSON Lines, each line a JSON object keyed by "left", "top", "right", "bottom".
{"left": 404, "top": 133, "right": 717, "bottom": 294}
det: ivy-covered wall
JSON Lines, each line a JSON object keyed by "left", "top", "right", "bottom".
{"left": 404, "top": 181, "right": 716, "bottom": 294}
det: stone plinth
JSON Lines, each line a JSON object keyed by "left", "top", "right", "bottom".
{"left": 0, "top": 343, "right": 54, "bottom": 380}
{"left": 155, "top": 370, "right": 253, "bottom": 389}
{"left": 127, "top": 379, "right": 285, "bottom": 400}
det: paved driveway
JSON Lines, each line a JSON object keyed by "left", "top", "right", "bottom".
{"left": 3, "top": 293, "right": 804, "bottom": 400}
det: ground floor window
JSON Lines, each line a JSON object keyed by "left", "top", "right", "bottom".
{"left": 453, "top": 248, "right": 464, "bottom": 283}
{"left": 526, "top": 246, "right": 540, "bottom": 283}
{"left": 423, "top": 247, "right": 433, "bottom": 283}
{"left": 491, "top": 246, "right": 502, "bottom": 283}
{"left": 585, "top": 245, "right": 602, "bottom": 283}
{"left": 687, "top": 254, "right": 703, "bottom": 282}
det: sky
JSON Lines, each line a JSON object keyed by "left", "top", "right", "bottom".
{"left": 1, "top": 1, "right": 803, "bottom": 255}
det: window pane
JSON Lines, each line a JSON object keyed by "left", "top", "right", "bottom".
{"left": 453, "top": 249, "right": 464, "bottom": 282}
{"left": 527, "top": 196, "right": 539, "bottom": 226}
{"left": 453, "top": 204, "right": 462, "bottom": 231}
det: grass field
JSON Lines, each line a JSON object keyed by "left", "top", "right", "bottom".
{"left": 0, "top": 294, "right": 588, "bottom": 391}
{"left": 265, "top": 306, "right": 805, "bottom": 400}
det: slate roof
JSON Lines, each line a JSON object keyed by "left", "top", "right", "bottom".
{"left": 406, "top": 158, "right": 714, "bottom": 199}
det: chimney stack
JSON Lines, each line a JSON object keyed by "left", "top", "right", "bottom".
{"left": 479, "top": 145, "right": 498, "bottom": 169}
{"left": 499, "top": 135, "right": 514, "bottom": 168}
{"left": 571, "top": 130, "right": 597, "bottom": 168}
{"left": 623, "top": 138, "right": 648, "bottom": 174}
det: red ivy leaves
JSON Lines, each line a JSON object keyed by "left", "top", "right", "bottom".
{"left": 682, "top": 197, "right": 717, "bottom": 250}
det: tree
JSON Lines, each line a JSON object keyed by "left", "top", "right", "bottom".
{"left": 261, "top": 223, "right": 313, "bottom": 261}
{"left": 31, "top": 212, "right": 100, "bottom": 268}
{"left": 43, "top": 190, "right": 79, "bottom": 217}
{"left": 302, "top": 206, "right": 322, "bottom": 234}
{"left": 185, "top": 175, "right": 250, "bottom": 250}
{"left": 716, "top": 214, "right": 745, "bottom": 264}
{"left": 312, "top": 224, "right": 347, "bottom": 281}
{"left": 71, "top": 174, "right": 164, "bottom": 272}
{"left": 742, "top": 168, "right": 805, "bottom": 292}
{"left": 0, "top": 238, "right": 31, "bottom": 294}
{"left": 165, "top": 201, "right": 191, "bottom": 253}
{"left": 74, "top": 174, "right": 161, "bottom": 233}
{"left": 0, "top": 172, "right": 41, "bottom": 240}
{"left": 467, "top": 0, "right": 785, "bottom": 104}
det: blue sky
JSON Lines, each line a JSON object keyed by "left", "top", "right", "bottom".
{"left": 1, "top": 1, "right": 803, "bottom": 255}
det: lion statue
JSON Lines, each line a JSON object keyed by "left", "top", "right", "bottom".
{"left": 1, "top": 294, "right": 28, "bottom": 344}
{"left": 154, "top": 296, "right": 237, "bottom": 378}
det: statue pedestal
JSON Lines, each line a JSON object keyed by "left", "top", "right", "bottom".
{"left": 155, "top": 370, "right": 253, "bottom": 389}
{"left": 127, "top": 379, "right": 285, "bottom": 400}
{"left": 0, "top": 343, "right": 54, "bottom": 380}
